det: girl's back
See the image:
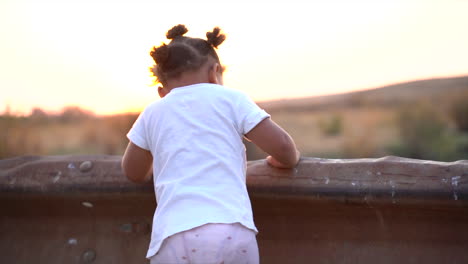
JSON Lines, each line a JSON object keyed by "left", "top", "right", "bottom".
{"left": 129, "top": 83, "right": 269, "bottom": 258}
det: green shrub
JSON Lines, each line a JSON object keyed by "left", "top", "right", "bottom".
{"left": 450, "top": 92, "right": 468, "bottom": 133}
{"left": 318, "top": 114, "right": 343, "bottom": 136}
{"left": 388, "top": 102, "right": 468, "bottom": 161}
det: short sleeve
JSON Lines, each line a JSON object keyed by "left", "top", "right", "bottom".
{"left": 236, "top": 91, "right": 270, "bottom": 135}
{"left": 127, "top": 109, "right": 150, "bottom": 151}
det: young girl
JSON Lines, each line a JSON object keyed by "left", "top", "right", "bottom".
{"left": 122, "top": 24, "right": 300, "bottom": 264}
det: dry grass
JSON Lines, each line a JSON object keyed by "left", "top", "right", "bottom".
{"left": 245, "top": 107, "right": 397, "bottom": 160}
{"left": 0, "top": 114, "right": 137, "bottom": 159}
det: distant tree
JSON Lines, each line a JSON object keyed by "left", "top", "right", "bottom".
{"left": 59, "top": 106, "right": 94, "bottom": 122}
{"left": 388, "top": 102, "right": 463, "bottom": 161}
{"left": 30, "top": 107, "right": 49, "bottom": 119}
{"left": 450, "top": 92, "right": 468, "bottom": 133}
{"left": 2, "top": 104, "right": 11, "bottom": 117}
{"left": 318, "top": 114, "right": 343, "bottom": 137}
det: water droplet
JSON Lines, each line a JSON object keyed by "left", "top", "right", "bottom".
{"left": 79, "top": 161, "right": 93, "bottom": 173}
{"left": 68, "top": 238, "right": 78, "bottom": 245}
{"left": 82, "top": 202, "right": 93, "bottom": 208}
{"left": 82, "top": 249, "right": 96, "bottom": 263}
{"left": 53, "top": 171, "right": 62, "bottom": 183}
{"left": 451, "top": 176, "right": 461, "bottom": 187}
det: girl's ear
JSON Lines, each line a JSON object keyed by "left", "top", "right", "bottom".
{"left": 208, "top": 63, "right": 223, "bottom": 85}
{"left": 158, "top": 86, "right": 168, "bottom": 98}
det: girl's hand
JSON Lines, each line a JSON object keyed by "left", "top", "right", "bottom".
{"left": 246, "top": 118, "right": 300, "bottom": 169}
{"left": 266, "top": 154, "right": 298, "bottom": 169}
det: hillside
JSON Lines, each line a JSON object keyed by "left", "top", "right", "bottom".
{"left": 258, "top": 75, "right": 468, "bottom": 112}
{"left": 1, "top": 75, "right": 467, "bottom": 161}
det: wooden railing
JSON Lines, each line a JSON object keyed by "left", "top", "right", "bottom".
{"left": 1, "top": 155, "right": 467, "bottom": 264}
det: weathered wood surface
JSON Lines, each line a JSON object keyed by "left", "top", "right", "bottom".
{"left": 1, "top": 155, "right": 468, "bottom": 264}
{"left": 1, "top": 155, "right": 467, "bottom": 204}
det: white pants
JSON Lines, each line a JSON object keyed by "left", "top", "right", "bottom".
{"left": 149, "top": 223, "right": 259, "bottom": 264}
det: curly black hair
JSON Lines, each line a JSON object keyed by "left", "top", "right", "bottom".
{"left": 149, "top": 24, "right": 226, "bottom": 86}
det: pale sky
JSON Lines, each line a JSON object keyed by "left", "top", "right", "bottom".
{"left": 1, "top": 0, "right": 467, "bottom": 115}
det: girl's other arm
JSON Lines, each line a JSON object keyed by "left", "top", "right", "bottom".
{"left": 121, "top": 142, "right": 153, "bottom": 183}
{"left": 245, "top": 118, "right": 300, "bottom": 169}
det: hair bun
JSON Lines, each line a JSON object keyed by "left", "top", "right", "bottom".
{"left": 150, "top": 44, "right": 169, "bottom": 65}
{"left": 206, "top": 27, "right": 226, "bottom": 48}
{"left": 166, "top": 24, "right": 188, "bottom": 39}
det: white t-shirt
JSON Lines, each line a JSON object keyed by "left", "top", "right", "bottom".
{"left": 126, "top": 83, "right": 270, "bottom": 258}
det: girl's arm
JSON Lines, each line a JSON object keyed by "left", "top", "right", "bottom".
{"left": 245, "top": 118, "right": 300, "bottom": 168}
{"left": 121, "top": 142, "right": 153, "bottom": 183}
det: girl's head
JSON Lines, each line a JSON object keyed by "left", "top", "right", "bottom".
{"left": 150, "top": 24, "right": 226, "bottom": 96}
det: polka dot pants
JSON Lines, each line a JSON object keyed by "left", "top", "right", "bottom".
{"left": 149, "top": 223, "right": 259, "bottom": 264}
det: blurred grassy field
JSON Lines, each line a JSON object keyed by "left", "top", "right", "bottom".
{"left": 1, "top": 76, "right": 468, "bottom": 161}
{"left": 247, "top": 76, "right": 468, "bottom": 161}
{"left": 0, "top": 110, "right": 138, "bottom": 158}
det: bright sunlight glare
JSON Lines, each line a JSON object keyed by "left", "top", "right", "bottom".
{"left": 1, "top": 0, "right": 467, "bottom": 115}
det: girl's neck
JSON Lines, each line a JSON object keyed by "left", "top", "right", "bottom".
{"left": 166, "top": 76, "right": 208, "bottom": 90}
{"left": 166, "top": 64, "right": 212, "bottom": 91}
